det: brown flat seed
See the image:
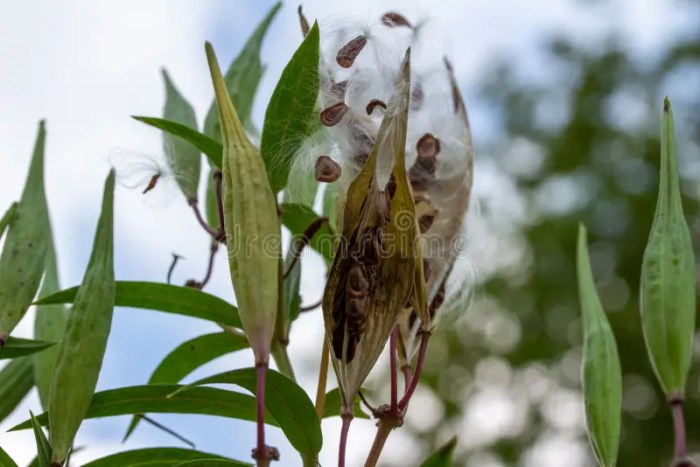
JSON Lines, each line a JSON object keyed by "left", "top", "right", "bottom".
{"left": 315, "top": 155, "right": 342, "bottom": 182}
{"left": 381, "top": 12, "right": 412, "bottom": 27}
{"left": 366, "top": 99, "right": 387, "bottom": 115}
{"left": 409, "top": 135, "right": 441, "bottom": 191}
{"left": 297, "top": 5, "right": 310, "bottom": 37}
{"left": 418, "top": 208, "right": 439, "bottom": 233}
{"left": 417, "top": 133, "right": 441, "bottom": 159}
{"left": 336, "top": 35, "right": 367, "bottom": 68}
{"left": 320, "top": 102, "right": 348, "bottom": 127}
{"left": 331, "top": 80, "right": 348, "bottom": 97}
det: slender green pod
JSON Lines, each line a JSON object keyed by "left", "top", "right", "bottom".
{"left": 34, "top": 235, "right": 68, "bottom": 409}
{"left": 577, "top": 224, "right": 621, "bottom": 467}
{"left": 205, "top": 43, "right": 280, "bottom": 364}
{"left": 640, "top": 98, "right": 696, "bottom": 398}
{"left": 0, "top": 202, "right": 18, "bottom": 240}
{"left": 161, "top": 69, "right": 201, "bottom": 202}
{"left": 0, "top": 357, "right": 34, "bottom": 423}
{"left": 48, "top": 171, "right": 116, "bottom": 464}
{"left": 0, "top": 122, "right": 50, "bottom": 342}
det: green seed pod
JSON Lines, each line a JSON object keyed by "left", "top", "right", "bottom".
{"left": 205, "top": 43, "right": 280, "bottom": 364}
{"left": 640, "top": 98, "right": 696, "bottom": 398}
{"left": 0, "top": 202, "right": 18, "bottom": 240}
{"left": 34, "top": 234, "right": 68, "bottom": 409}
{"left": 0, "top": 121, "right": 50, "bottom": 343}
{"left": 48, "top": 170, "right": 116, "bottom": 464}
{"left": 322, "top": 50, "right": 417, "bottom": 409}
{"left": 161, "top": 69, "right": 201, "bottom": 202}
{"left": 577, "top": 224, "right": 621, "bottom": 467}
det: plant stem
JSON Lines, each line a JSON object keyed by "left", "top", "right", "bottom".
{"left": 252, "top": 362, "right": 278, "bottom": 466}
{"left": 389, "top": 329, "right": 398, "bottom": 413}
{"left": 270, "top": 340, "right": 295, "bottom": 381}
{"left": 364, "top": 418, "right": 397, "bottom": 467}
{"left": 670, "top": 397, "right": 693, "bottom": 466}
{"left": 189, "top": 199, "right": 220, "bottom": 239}
{"left": 401, "top": 364, "right": 412, "bottom": 392}
{"left": 339, "top": 410, "right": 353, "bottom": 467}
{"left": 315, "top": 339, "right": 330, "bottom": 417}
{"left": 398, "top": 331, "right": 430, "bottom": 410}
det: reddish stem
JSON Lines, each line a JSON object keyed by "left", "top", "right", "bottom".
{"left": 256, "top": 362, "right": 267, "bottom": 457}
{"left": 389, "top": 329, "right": 398, "bottom": 413}
{"left": 339, "top": 410, "right": 353, "bottom": 467}
{"left": 670, "top": 397, "right": 691, "bottom": 466}
{"left": 401, "top": 364, "right": 412, "bottom": 393}
{"left": 398, "top": 331, "right": 429, "bottom": 411}
{"left": 189, "top": 199, "right": 220, "bottom": 239}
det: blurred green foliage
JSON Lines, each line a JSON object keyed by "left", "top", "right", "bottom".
{"left": 410, "top": 30, "right": 700, "bottom": 467}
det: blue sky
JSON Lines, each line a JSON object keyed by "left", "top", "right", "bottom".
{"left": 0, "top": 0, "right": 698, "bottom": 466}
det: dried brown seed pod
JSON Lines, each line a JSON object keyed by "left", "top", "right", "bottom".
{"left": 297, "top": 5, "right": 310, "bottom": 37}
{"left": 380, "top": 12, "right": 412, "bottom": 27}
{"left": 347, "top": 264, "right": 370, "bottom": 298}
{"left": 320, "top": 102, "right": 349, "bottom": 127}
{"left": 336, "top": 35, "right": 367, "bottom": 68}
{"left": 315, "top": 155, "right": 342, "bottom": 182}
{"left": 366, "top": 99, "right": 387, "bottom": 115}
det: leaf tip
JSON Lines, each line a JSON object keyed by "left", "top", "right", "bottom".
{"left": 664, "top": 96, "right": 671, "bottom": 112}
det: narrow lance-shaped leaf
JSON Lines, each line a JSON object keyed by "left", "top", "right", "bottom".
{"left": 322, "top": 49, "right": 416, "bottom": 409}
{"left": 34, "top": 232, "right": 68, "bottom": 409}
{"left": 206, "top": 42, "right": 280, "bottom": 364}
{"left": 0, "top": 202, "right": 18, "bottom": 240}
{"left": 12, "top": 385, "right": 274, "bottom": 431}
{"left": 640, "top": 98, "right": 696, "bottom": 398}
{"left": 577, "top": 224, "right": 621, "bottom": 467}
{"left": 0, "top": 445, "right": 18, "bottom": 467}
{"left": 122, "top": 331, "right": 249, "bottom": 441}
{"left": 0, "top": 337, "right": 54, "bottom": 359}
{"left": 30, "top": 411, "right": 51, "bottom": 467}
{"left": 161, "top": 69, "right": 201, "bottom": 202}
{"left": 81, "top": 448, "right": 241, "bottom": 467}
{"left": 0, "top": 357, "right": 34, "bottom": 424}
{"left": 260, "top": 22, "right": 320, "bottom": 193}
{"left": 36, "top": 281, "right": 242, "bottom": 328}
{"left": 133, "top": 116, "right": 222, "bottom": 169}
{"left": 420, "top": 437, "right": 457, "bottom": 467}
{"left": 0, "top": 121, "right": 50, "bottom": 342}
{"left": 203, "top": 2, "right": 281, "bottom": 140}
{"left": 48, "top": 170, "right": 117, "bottom": 464}
{"left": 174, "top": 461, "right": 249, "bottom": 467}
{"left": 180, "top": 368, "right": 322, "bottom": 460}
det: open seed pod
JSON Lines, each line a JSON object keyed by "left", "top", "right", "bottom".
{"left": 322, "top": 50, "right": 416, "bottom": 410}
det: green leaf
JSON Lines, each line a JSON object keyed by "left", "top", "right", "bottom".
{"left": 321, "top": 387, "right": 368, "bottom": 419}
{"left": 36, "top": 281, "right": 241, "bottom": 328}
{"left": 161, "top": 69, "right": 201, "bottom": 201}
{"left": 185, "top": 368, "right": 322, "bottom": 459}
{"left": 11, "top": 385, "right": 273, "bottom": 431}
{"left": 0, "top": 357, "right": 34, "bottom": 423}
{"left": 34, "top": 229, "right": 68, "bottom": 409}
{"left": 322, "top": 184, "right": 338, "bottom": 232}
{"left": 640, "top": 98, "right": 696, "bottom": 398}
{"left": 260, "top": 22, "right": 320, "bottom": 193}
{"left": 281, "top": 238, "right": 302, "bottom": 340}
{"left": 122, "top": 332, "right": 249, "bottom": 441}
{"left": 30, "top": 411, "right": 51, "bottom": 467}
{"left": 48, "top": 170, "right": 117, "bottom": 464}
{"left": 0, "top": 445, "right": 18, "bottom": 467}
{"left": 133, "top": 117, "right": 222, "bottom": 169}
{"left": 0, "top": 202, "right": 18, "bottom": 240}
{"left": 281, "top": 203, "right": 335, "bottom": 264}
{"left": 174, "top": 460, "right": 250, "bottom": 467}
{"left": 203, "top": 2, "right": 281, "bottom": 140}
{"left": 0, "top": 337, "right": 54, "bottom": 359}
{"left": 81, "top": 448, "right": 243, "bottom": 467}
{"left": 420, "top": 437, "right": 457, "bottom": 467}
{"left": 0, "top": 121, "right": 50, "bottom": 338}
{"left": 577, "top": 224, "right": 621, "bottom": 467}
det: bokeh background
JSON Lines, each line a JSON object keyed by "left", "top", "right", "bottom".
{"left": 1, "top": 0, "right": 699, "bottom": 466}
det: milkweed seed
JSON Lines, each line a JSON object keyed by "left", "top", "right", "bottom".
{"left": 297, "top": 5, "right": 310, "bottom": 37}
{"left": 315, "top": 155, "right": 342, "bottom": 183}
{"left": 366, "top": 99, "right": 387, "bottom": 115}
{"left": 320, "top": 102, "right": 349, "bottom": 127}
{"left": 418, "top": 209, "right": 439, "bottom": 233}
{"left": 336, "top": 35, "right": 367, "bottom": 68}
{"left": 380, "top": 12, "right": 412, "bottom": 28}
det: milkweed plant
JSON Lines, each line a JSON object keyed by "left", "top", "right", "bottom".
{"left": 0, "top": 4, "right": 696, "bottom": 467}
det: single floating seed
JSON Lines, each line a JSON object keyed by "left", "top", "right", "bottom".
{"left": 297, "top": 5, "right": 310, "bottom": 37}
{"left": 320, "top": 102, "right": 349, "bottom": 127}
{"left": 366, "top": 99, "right": 387, "bottom": 115}
{"left": 336, "top": 35, "right": 367, "bottom": 68}
{"left": 315, "top": 155, "right": 342, "bottom": 183}
{"left": 381, "top": 12, "right": 412, "bottom": 28}
{"left": 142, "top": 173, "right": 160, "bottom": 195}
